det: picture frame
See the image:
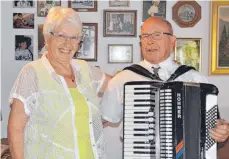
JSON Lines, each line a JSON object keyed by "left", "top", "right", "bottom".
{"left": 15, "top": 35, "right": 33, "bottom": 61}
{"left": 109, "top": 0, "right": 129, "bottom": 7}
{"left": 104, "top": 10, "right": 137, "bottom": 37}
{"left": 13, "top": 13, "right": 34, "bottom": 29}
{"left": 74, "top": 23, "right": 98, "bottom": 61}
{"left": 172, "top": 1, "right": 201, "bottom": 28}
{"left": 108, "top": 44, "right": 133, "bottom": 63}
{"left": 37, "top": 0, "right": 61, "bottom": 17}
{"left": 38, "top": 24, "right": 45, "bottom": 58}
{"left": 13, "top": 0, "right": 34, "bottom": 8}
{"left": 210, "top": 1, "right": 229, "bottom": 75}
{"left": 142, "top": 0, "right": 166, "bottom": 22}
{"left": 68, "top": 0, "right": 97, "bottom": 12}
{"left": 175, "top": 38, "right": 202, "bottom": 72}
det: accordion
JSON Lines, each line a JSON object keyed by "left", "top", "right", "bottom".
{"left": 123, "top": 81, "right": 219, "bottom": 159}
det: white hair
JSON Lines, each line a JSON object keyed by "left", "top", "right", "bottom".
{"left": 43, "top": 6, "right": 82, "bottom": 37}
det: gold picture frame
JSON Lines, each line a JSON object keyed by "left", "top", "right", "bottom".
{"left": 175, "top": 38, "right": 202, "bottom": 72}
{"left": 210, "top": 1, "right": 229, "bottom": 75}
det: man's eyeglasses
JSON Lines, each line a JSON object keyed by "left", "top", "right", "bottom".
{"left": 139, "top": 31, "right": 173, "bottom": 40}
{"left": 50, "top": 32, "right": 83, "bottom": 44}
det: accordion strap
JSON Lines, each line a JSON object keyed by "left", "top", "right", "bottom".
{"left": 166, "top": 65, "right": 196, "bottom": 82}
{"left": 123, "top": 64, "right": 162, "bottom": 81}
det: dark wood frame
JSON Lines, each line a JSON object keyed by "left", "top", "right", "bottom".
{"left": 68, "top": 0, "right": 97, "bottom": 12}
{"left": 172, "top": 1, "right": 201, "bottom": 28}
{"left": 108, "top": 44, "right": 133, "bottom": 63}
{"left": 103, "top": 10, "right": 137, "bottom": 37}
{"left": 75, "top": 23, "right": 98, "bottom": 61}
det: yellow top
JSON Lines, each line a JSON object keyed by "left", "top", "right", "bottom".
{"left": 69, "top": 88, "right": 94, "bottom": 159}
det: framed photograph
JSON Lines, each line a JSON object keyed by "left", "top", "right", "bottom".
{"left": 38, "top": 24, "right": 45, "bottom": 58}
{"left": 175, "top": 38, "right": 201, "bottom": 72}
{"left": 13, "top": 13, "right": 34, "bottom": 29}
{"left": 15, "top": 35, "right": 33, "bottom": 61}
{"left": 210, "top": 1, "right": 229, "bottom": 75}
{"left": 142, "top": 0, "right": 166, "bottom": 22}
{"left": 104, "top": 10, "right": 137, "bottom": 37}
{"left": 109, "top": 0, "right": 129, "bottom": 7}
{"left": 13, "top": 0, "right": 34, "bottom": 8}
{"left": 172, "top": 1, "right": 201, "bottom": 28}
{"left": 37, "top": 0, "right": 61, "bottom": 17}
{"left": 68, "top": 0, "right": 97, "bottom": 12}
{"left": 74, "top": 23, "right": 98, "bottom": 61}
{"left": 108, "top": 44, "right": 133, "bottom": 63}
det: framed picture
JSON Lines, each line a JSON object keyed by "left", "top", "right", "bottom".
{"left": 175, "top": 38, "right": 201, "bottom": 72}
{"left": 13, "top": 13, "right": 34, "bottom": 29}
{"left": 172, "top": 1, "right": 201, "bottom": 28}
{"left": 38, "top": 24, "right": 45, "bottom": 58}
{"left": 68, "top": 0, "right": 97, "bottom": 12}
{"left": 15, "top": 35, "right": 33, "bottom": 61}
{"left": 104, "top": 10, "right": 137, "bottom": 37}
{"left": 108, "top": 44, "right": 133, "bottom": 63}
{"left": 37, "top": 0, "right": 61, "bottom": 17}
{"left": 210, "top": 1, "right": 229, "bottom": 75}
{"left": 109, "top": 0, "right": 129, "bottom": 7}
{"left": 142, "top": 0, "right": 166, "bottom": 22}
{"left": 13, "top": 0, "right": 34, "bottom": 8}
{"left": 74, "top": 23, "right": 98, "bottom": 61}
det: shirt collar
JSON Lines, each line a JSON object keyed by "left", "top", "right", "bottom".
{"left": 41, "top": 51, "right": 81, "bottom": 76}
{"left": 142, "top": 53, "right": 174, "bottom": 70}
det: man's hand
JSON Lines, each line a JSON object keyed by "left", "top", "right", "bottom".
{"left": 210, "top": 119, "right": 229, "bottom": 142}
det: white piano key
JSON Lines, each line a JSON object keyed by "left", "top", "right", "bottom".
{"left": 124, "top": 130, "right": 152, "bottom": 135}
{"left": 125, "top": 85, "right": 152, "bottom": 89}
{"left": 124, "top": 143, "right": 152, "bottom": 147}
{"left": 124, "top": 148, "right": 153, "bottom": 152}
{"left": 125, "top": 118, "right": 152, "bottom": 122}
{"left": 125, "top": 101, "right": 155, "bottom": 105}
{"left": 125, "top": 106, "right": 152, "bottom": 110}
{"left": 124, "top": 125, "right": 149, "bottom": 129}
{"left": 124, "top": 122, "right": 150, "bottom": 127}
{"left": 125, "top": 109, "right": 149, "bottom": 113}
{"left": 124, "top": 152, "right": 153, "bottom": 158}
{"left": 124, "top": 156, "right": 152, "bottom": 159}
{"left": 124, "top": 138, "right": 150, "bottom": 143}
{"left": 124, "top": 135, "right": 155, "bottom": 140}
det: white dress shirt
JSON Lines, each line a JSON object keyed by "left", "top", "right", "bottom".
{"left": 100, "top": 54, "right": 208, "bottom": 123}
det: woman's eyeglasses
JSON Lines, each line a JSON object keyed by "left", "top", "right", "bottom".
{"left": 50, "top": 32, "right": 83, "bottom": 44}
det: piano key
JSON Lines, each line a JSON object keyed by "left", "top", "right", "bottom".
{"left": 124, "top": 125, "right": 150, "bottom": 129}
{"left": 124, "top": 135, "right": 155, "bottom": 140}
{"left": 124, "top": 152, "right": 154, "bottom": 157}
{"left": 124, "top": 138, "right": 151, "bottom": 143}
{"left": 124, "top": 123, "right": 152, "bottom": 128}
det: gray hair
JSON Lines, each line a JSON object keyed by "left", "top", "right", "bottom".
{"left": 43, "top": 6, "right": 82, "bottom": 37}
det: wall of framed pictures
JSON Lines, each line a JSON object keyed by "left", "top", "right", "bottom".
{"left": 1, "top": 1, "right": 229, "bottom": 159}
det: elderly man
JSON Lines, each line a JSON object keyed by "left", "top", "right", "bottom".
{"left": 101, "top": 16, "right": 229, "bottom": 157}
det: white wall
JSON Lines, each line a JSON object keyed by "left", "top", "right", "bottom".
{"left": 1, "top": 1, "right": 229, "bottom": 159}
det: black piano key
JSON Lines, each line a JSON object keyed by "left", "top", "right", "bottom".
{"left": 134, "top": 92, "right": 155, "bottom": 95}
{"left": 133, "top": 146, "right": 155, "bottom": 149}
{"left": 134, "top": 99, "right": 155, "bottom": 102}
{"left": 133, "top": 151, "right": 156, "bottom": 154}
{"left": 133, "top": 133, "right": 155, "bottom": 136}
{"left": 133, "top": 141, "right": 149, "bottom": 144}
{"left": 134, "top": 121, "right": 155, "bottom": 124}
{"left": 134, "top": 116, "right": 156, "bottom": 119}
{"left": 134, "top": 104, "right": 155, "bottom": 107}
{"left": 134, "top": 112, "right": 148, "bottom": 114}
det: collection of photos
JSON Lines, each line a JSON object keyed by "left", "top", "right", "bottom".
{"left": 12, "top": 0, "right": 229, "bottom": 74}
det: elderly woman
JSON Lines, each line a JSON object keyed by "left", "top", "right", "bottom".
{"left": 8, "top": 7, "right": 110, "bottom": 159}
